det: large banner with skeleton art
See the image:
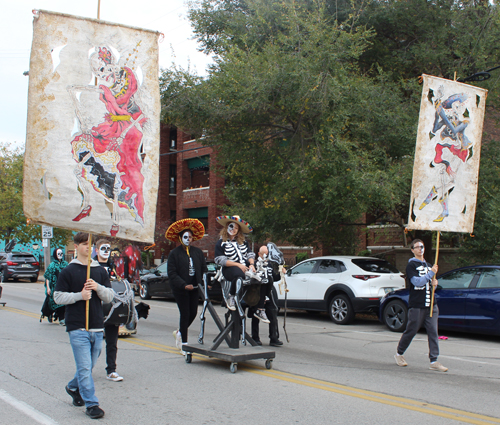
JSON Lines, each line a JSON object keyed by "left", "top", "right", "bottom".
{"left": 24, "top": 10, "right": 160, "bottom": 242}
{"left": 407, "top": 75, "right": 487, "bottom": 233}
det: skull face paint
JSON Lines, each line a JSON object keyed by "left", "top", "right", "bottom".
{"left": 56, "top": 249, "right": 64, "bottom": 260}
{"left": 99, "top": 244, "right": 111, "bottom": 259}
{"left": 227, "top": 222, "right": 240, "bottom": 236}
{"left": 181, "top": 231, "right": 193, "bottom": 246}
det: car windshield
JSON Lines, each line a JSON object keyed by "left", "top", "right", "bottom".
{"left": 351, "top": 259, "right": 399, "bottom": 273}
{"left": 12, "top": 254, "right": 36, "bottom": 261}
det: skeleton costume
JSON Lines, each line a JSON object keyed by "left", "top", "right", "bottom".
{"left": 166, "top": 219, "right": 207, "bottom": 350}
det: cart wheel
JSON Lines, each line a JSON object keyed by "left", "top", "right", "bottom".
{"left": 230, "top": 362, "right": 237, "bottom": 373}
{"left": 185, "top": 353, "right": 192, "bottom": 363}
{"left": 265, "top": 359, "right": 273, "bottom": 370}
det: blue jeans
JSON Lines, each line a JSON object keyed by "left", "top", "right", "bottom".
{"left": 67, "top": 330, "right": 103, "bottom": 408}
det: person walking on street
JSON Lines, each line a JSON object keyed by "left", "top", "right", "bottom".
{"left": 394, "top": 239, "right": 448, "bottom": 372}
{"left": 94, "top": 239, "right": 124, "bottom": 382}
{"left": 166, "top": 219, "right": 208, "bottom": 354}
{"left": 42, "top": 248, "right": 68, "bottom": 325}
{"left": 54, "top": 232, "right": 114, "bottom": 419}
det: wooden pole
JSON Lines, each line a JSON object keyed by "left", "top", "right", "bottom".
{"left": 430, "top": 231, "right": 440, "bottom": 317}
{"left": 85, "top": 234, "right": 92, "bottom": 330}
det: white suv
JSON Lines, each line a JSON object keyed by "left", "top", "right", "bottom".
{"left": 274, "top": 256, "right": 405, "bottom": 324}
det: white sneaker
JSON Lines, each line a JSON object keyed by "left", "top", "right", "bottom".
{"left": 429, "top": 361, "right": 448, "bottom": 372}
{"left": 394, "top": 354, "right": 408, "bottom": 367}
{"left": 255, "top": 309, "right": 270, "bottom": 324}
{"left": 226, "top": 295, "right": 236, "bottom": 311}
{"left": 106, "top": 372, "right": 123, "bottom": 382}
{"left": 173, "top": 330, "right": 182, "bottom": 349}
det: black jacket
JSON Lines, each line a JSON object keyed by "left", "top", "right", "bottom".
{"left": 167, "top": 245, "right": 208, "bottom": 293}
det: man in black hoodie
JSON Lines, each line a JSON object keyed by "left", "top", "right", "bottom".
{"left": 54, "top": 233, "right": 114, "bottom": 419}
{"left": 394, "top": 239, "right": 448, "bottom": 372}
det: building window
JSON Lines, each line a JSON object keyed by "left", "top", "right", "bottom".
{"left": 170, "top": 127, "right": 177, "bottom": 150}
{"left": 187, "top": 207, "right": 208, "bottom": 233}
{"left": 170, "top": 210, "right": 176, "bottom": 223}
{"left": 169, "top": 165, "right": 177, "bottom": 194}
{"left": 186, "top": 156, "right": 210, "bottom": 188}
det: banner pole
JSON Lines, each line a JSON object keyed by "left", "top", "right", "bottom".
{"left": 430, "top": 231, "right": 440, "bottom": 317}
{"left": 86, "top": 234, "right": 92, "bottom": 330}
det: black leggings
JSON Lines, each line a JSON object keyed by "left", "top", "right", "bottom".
{"left": 173, "top": 289, "right": 199, "bottom": 343}
{"left": 222, "top": 266, "right": 246, "bottom": 295}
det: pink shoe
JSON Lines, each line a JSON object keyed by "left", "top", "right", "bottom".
{"left": 110, "top": 224, "right": 119, "bottom": 236}
{"left": 72, "top": 205, "right": 92, "bottom": 222}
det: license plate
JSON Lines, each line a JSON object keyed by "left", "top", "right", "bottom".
{"left": 22, "top": 264, "right": 31, "bottom": 268}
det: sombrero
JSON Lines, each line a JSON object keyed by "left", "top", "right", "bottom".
{"left": 216, "top": 215, "right": 253, "bottom": 234}
{"left": 165, "top": 219, "right": 205, "bottom": 242}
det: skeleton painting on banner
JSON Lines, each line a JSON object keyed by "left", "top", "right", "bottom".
{"left": 407, "top": 75, "right": 487, "bottom": 234}
{"left": 24, "top": 10, "right": 161, "bottom": 242}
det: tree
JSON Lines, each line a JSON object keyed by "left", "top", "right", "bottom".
{"left": 162, "top": 0, "right": 500, "bottom": 253}
{"left": 0, "top": 143, "right": 72, "bottom": 248}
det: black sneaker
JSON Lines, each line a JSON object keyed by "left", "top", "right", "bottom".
{"left": 255, "top": 309, "right": 270, "bottom": 324}
{"left": 253, "top": 337, "right": 262, "bottom": 346}
{"left": 86, "top": 405, "right": 105, "bottom": 419}
{"left": 65, "top": 385, "right": 84, "bottom": 407}
{"left": 270, "top": 339, "right": 283, "bottom": 346}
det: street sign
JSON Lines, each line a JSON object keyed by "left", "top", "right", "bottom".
{"left": 41, "top": 226, "right": 53, "bottom": 239}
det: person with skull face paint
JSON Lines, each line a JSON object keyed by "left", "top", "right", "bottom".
{"left": 166, "top": 219, "right": 208, "bottom": 353}
{"left": 94, "top": 239, "right": 124, "bottom": 382}
{"left": 214, "top": 216, "right": 270, "bottom": 323}
{"left": 43, "top": 248, "right": 68, "bottom": 324}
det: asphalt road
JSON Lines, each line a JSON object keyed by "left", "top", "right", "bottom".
{"left": 1, "top": 280, "right": 500, "bottom": 425}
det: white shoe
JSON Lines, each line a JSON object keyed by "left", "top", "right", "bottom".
{"left": 173, "top": 330, "right": 182, "bottom": 349}
{"left": 226, "top": 295, "right": 236, "bottom": 311}
{"left": 106, "top": 372, "right": 123, "bottom": 382}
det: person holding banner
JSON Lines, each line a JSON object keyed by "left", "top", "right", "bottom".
{"left": 54, "top": 232, "right": 114, "bottom": 419}
{"left": 394, "top": 239, "right": 448, "bottom": 372}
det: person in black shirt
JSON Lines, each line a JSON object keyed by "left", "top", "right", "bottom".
{"left": 54, "top": 232, "right": 114, "bottom": 419}
{"left": 394, "top": 239, "right": 447, "bottom": 372}
{"left": 166, "top": 219, "right": 208, "bottom": 353}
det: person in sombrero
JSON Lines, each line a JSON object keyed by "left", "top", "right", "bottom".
{"left": 214, "top": 215, "right": 269, "bottom": 323}
{"left": 166, "top": 219, "right": 208, "bottom": 353}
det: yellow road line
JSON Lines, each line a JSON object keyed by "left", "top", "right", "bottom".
{"left": 2, "top": 306, "right": 40, "bottom": 319}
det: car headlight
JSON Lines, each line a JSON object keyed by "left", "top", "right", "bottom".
{"left": 384, "top": 287, "right": 396, "bottom": 294}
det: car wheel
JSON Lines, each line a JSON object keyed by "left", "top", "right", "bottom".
{"left": 30, "top": 276, "right": 38, "bottom": 283}
{"left": 328, "top": 294, "right": 355, "bottom": 325}
{"left": 139, "top": 282, "right": 151, "bottom": 300}
{"left": 383, "top": 299, "right": 408, "bottom": 332}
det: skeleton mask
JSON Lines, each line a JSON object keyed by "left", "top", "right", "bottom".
{"left": 181, "top": 231, "right": 193, "bottom": 247}
{"left": 99, "top": 244, "right": 111, "bottom": 259}
{"left": 56, "top": 249, "right": 64, "bottom": 260}
{"left": 227, "top": 222, "right": 239, "bottom": 236}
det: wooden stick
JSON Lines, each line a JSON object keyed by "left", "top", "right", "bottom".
{"left": 86, "top": 234, "right": 92, "bottom": 330}
{"left": 430, "top": 231, "right": 440, "bottom": 317}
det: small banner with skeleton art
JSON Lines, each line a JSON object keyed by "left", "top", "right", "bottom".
{"left": 407, "top": 74, "right": 487, "bottom": 233}
{"left": 24, "top": 10, "right": 160, "bottom": 242}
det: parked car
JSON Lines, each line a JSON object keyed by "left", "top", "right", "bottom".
{"left": 0, "top": 251, "right": 40, "bottom": 282}
{"left": 274, "top": 256, "right": 405, "bottom": 324}
{"left": 139, "top": 261, "right": 221, "bottom": 300}
{"left": 379, "top": 265, "right": 500, "bottom": 336}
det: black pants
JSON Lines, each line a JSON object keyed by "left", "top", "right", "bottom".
{"left": 173, "top": 289, "right": 199, "bottom": 343}
{"left": 104, "top": 324, "right": 119, "bottom": 374}
{"left": 222, "top": 266, "right": 246, "bottom": 295}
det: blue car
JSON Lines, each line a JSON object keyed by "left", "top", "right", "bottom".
{"left": 379, "top": 265, "right": 500, "bottom": 336}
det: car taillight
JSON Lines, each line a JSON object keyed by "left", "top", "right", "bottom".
{"left": 352, "top": 275, "right": 380, "bottom": 281}
{"left": 32, "top": 262, "right": 39, "bottom": 266}
{"left": 6, "top": 261, "right": 18, "bottom": 266}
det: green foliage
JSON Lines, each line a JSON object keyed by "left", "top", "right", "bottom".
{"left": 0, "top": 143, "right": 72, "bottom": 248}
{"left": 163, "top": 0, "right": 500, "bottom": 255}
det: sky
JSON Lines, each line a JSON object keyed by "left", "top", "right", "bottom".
{"left": 0, "top": 0, "right": 214, "bottom": 148}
